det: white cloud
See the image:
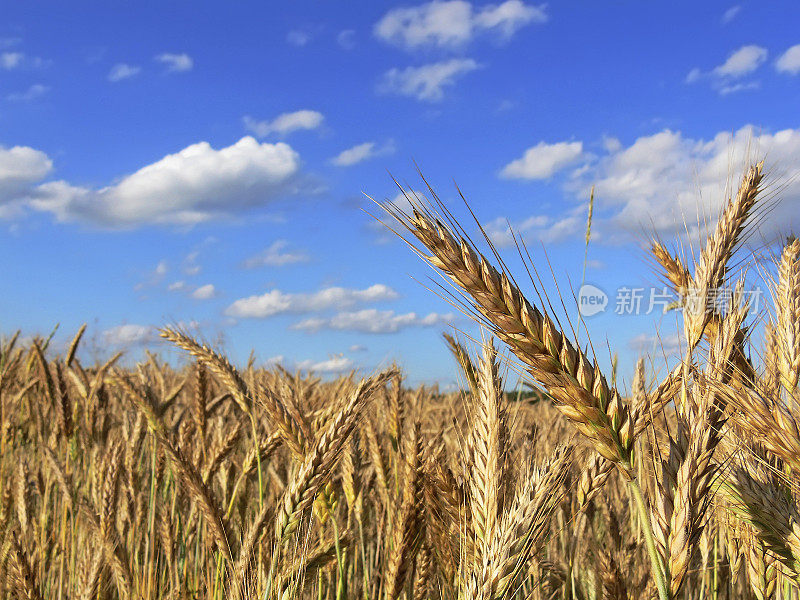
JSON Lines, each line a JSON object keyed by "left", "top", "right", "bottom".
{"left": 296, "top": 355, "right": 354, "bottom": 373}
{"left": 243, "top": 110, "right": 324, "bottom": 137}
{"left": 25, "top": 136, "right": 301, "bottom": 226}
{"left": 225, "top": 284, "right": 399, "bottom": 318}
{"left": 108, "top": 63, "right": 141, "bottom": 82}
{"left": 1, "top": 52, "right": 23, "bottom": 69}
{"left": 192, "top": 284, "right": 216, "bottom": 299}
{"left": 155, "top": 260, "right": 168, "bottom": 276}
{"left": 168, "top": 280, "right": 186, "bottom": 291}
{"left": 721, "top": 5, "right": 741, "bottom": 24}
{"left": 7, "top": 84, "right": 50, "bottom": 102}
{"left": 155, "top": 52, "right": 193, "bottom": 72}
{"left": 0, "top": 145, "right": 53, "bottom": 207}
{"left": 375, "top": 0, "right": 546, "bottom": 50}
{"left": 501, "top": 141, "right": 583, "bottom": 179}
{"left": 103, "top": 324, "right": 154, "bottom": 346}
{"left": 349, "top": 344, "right": 367, "bottom": 352}
{"left": 602, "top": 136, "right": 622, "bottom": 153}
{"left": 686, "top": 44, "right": 767, "bottom": 94}
{"left": 629, "top": 333, "right": 683, "bottom": 356}
{"left": 713, "top": 45, "right": 767, "bottom": 77}
{"left": 293, "top": 309, "right": 455, "bottom": 334}
{"left": 287, "top": 30, "right": 311, "bottom": 46}
{"left": 337, "top": 30, "right": 356, "bottom": 49}
{"left": 491, "top": 125, "right": 800, "bottom": 247}
{"left": 242, "top": 240, "right": 310, "bottom": 268}
{"left": 379, "top": 58, "right": 479, "bottom": 101}
{"left": 485, "top": 212, "right": 583, "bottom": 246}
{"left": 134, "top": 259, "right": 169, "bottom": 290}
{"left": 183, "top": 251, "right": 202, "bottom": 275}
{"left": 718, "top": 81, "right": 760, "bottom": 95}
{"left": 685, "top": 68, "right": 702, "bottom": 84}
{"left": 776, "top": 44, "right": 800, "bottom": 75}
{"left": 578, "top": 125, "right": 800, "bottom": 241}
{"left": 264, "top": 355, "right": 285, "bottom": 368}
{"left": 330, "top": 141, "right": 395, "bottom": 167}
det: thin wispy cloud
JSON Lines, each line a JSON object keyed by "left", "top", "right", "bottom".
{"left": 337, "top": 29, "right": 356, "bottom": 49}
{"left": 378, "top": 58, "right": 479, "bottom": 101}
{"left": 155, "top": 52, "right": 193, "bottom": 72}
{"left": 330, "top": 141, "right": 395, "bottom": 167}
{"left": 108, "top": 63, "right": 141, "bottom": 82}
{"left": 292, "top": 309, "right": 455, "bottom": 334}
{"left": 713, "top": 45, "right": 767, "bottom": 77}
{"left": 0, "top": 51, "right": 48, "bottom": 70}
{"left": 721, "top": 5, "right": 741, "bottom": 24}
{"left": 686, "top": 44, "right": 766, "bottom": 94}
{"left": 7, "top": 84, "right": 50, "bottom": 102}
{"left": 242, "top": 240, "right": 310, "bottom": 268}
{"left": 243, "top": 110, "right": 324, "bottom": 137}
{"left": 1, "top": 51, "right": 23, "bottom": 69}
{"left": 287, "top": 29, "right": 312, "bottom": 46}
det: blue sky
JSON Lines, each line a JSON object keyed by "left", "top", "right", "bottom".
{"left": 2, "top": 1, "right": 800, "bottom": 390}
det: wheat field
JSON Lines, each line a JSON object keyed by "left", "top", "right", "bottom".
{"left": 1, "top": 160, "right": 799, "bottom": 600}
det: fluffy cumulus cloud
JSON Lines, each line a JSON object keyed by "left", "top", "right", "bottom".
{"left": 292, "top": 309, "right": 455, "bottom": 334}
{"left": 493, "top": 125, "right": 800, "bottom": 246}
{"left": 242, "top": 240, "right": 309, "bottom": 268}
{"left": 0, "top": 145, "right": 52, "bottom": 198}
{"left": 330, "top": 141, "right": 394, "bottom": 167}
{"left": 155, "top": 52, "right": 193, "bottom": 72}
{"left": 103, "top": 324, "right": 154, "bottom": 346}
{"left": 501, "top": 141, "right": 583, "bottom": 179}
{"left": 375, "top": 0, "right": 546, "bottom": 50}
{"left": 243, "top": 110, "right": 324, "bottom": 137}
{"left": 225, "top": 284, "right": 399, "bottom": 318}
{"left": 22, "top": 136, "right": 301, "bottom": 226}
{"left": 686, "top": 44, "right": 767, "bottom": 94}
{"left": 776, "top": 44, "right": 800, "bottom": 75}
{"left": 379, "top": 59, "right": 479, "bottom": 101}
{"left": 108, "top": 63, "right": 141, "bottom": 82}
{"left": 582, "top": 125, "right": 800, "bottom": 241}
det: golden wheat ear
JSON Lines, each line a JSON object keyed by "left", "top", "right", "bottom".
{"left": 382, "top": 188, "right": 636, "bottom": 475}
{"left": 467, "top": 339, "right": 509, "bottom": 568}
{"left": 775, "top": 237, "right": 800, "bottom": 393}
{"left": 683, "top": 162, "right": 764, "bottom": 347}
{"left": 443, "top": 332, "right": 480, "bottom": 397}
{"left": 275, "top": 371, "right": 394, "bottom": 543}
{"left": 468, "top": 445, "right": 573, "bottom": 600}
